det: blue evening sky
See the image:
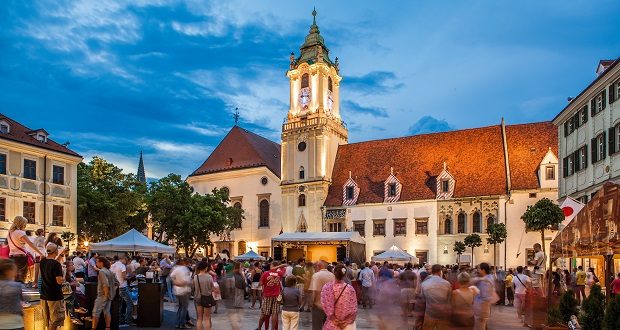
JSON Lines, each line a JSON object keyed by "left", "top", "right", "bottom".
{"left": 1, "top": 1, "right": 619, "bottom": 178}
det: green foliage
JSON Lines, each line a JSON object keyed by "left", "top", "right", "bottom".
{"left": 77, "top": 157, "right": 146, "bottom": 241}
{"left": 546, "top": 305, "right": 563, "bottom": 326}
{"left": 579, "top": 285, "right": 605, "bottom": 330}
{"left": 604, "top": 294, "right": 620, "bottom": 330}
{"left": 453, "top": 241, "right": 466, "bottom": 254}
{"left": 486, "top": 223, "right": 507, "bottom": 245}
{"left": 559, "top": 289, "right": 579, "bottom": 324}
{"left": 464, "top": 234, "right": 482, "bottom": 249}
{"left": 60, "top": 231, "right": 76, "bottom": 244}
{"left": 521, "top": 198, "right": 564, "bottom": 232}
{"left": 147, "top": 177, "right": 243, "bottom": 257}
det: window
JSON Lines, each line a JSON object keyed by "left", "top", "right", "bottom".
{"left": 394, "top": 219, "right": 406, "bottom": 236}
{"left": 610, "top": 124, "right": 620, "bottom": 156}
{"left": 353, "top": 221, "right": 365, "bottom": 237}
{"left": 233, "top": 202, "right": 242, "bottom": 229}
{"left": 574, "top": 146, "right": 587, "bottom": 172}
{"left": 259, "top": 200, "right": 269, "bottom": 227}
{"left": 261, "top": 177, "right": 268, "bottom": 185}
{"left": 444, "top": 216, "right": 452, "bottom": 234}
{"left": 0, "top": 154, "right": 6, "bottom": 175}
{"left": 415, "top": 219, "right": 428, "bottom": 235}
{"left": 441, "top": 180, "right": 449, "bottom": 193}
{"left": 298, "top": 194, "right": 306, "bottom": 207}
{"left": 297, "top": 142, "right": 306, "bottom": 152}
{"left": 388, "top": 183, "right": 397, "bottom": 197}
{"left": 486, "top": 215, "right": 496, "bottom": 229}
{"left": 579, "top": 106, "right": 588, "bottom": 126}
{"left": 617, "top": 124, "right": 620, "bottom": 154}
{"left": 566, "top": 155, "right": 574, "bottom": 176}
{"left": 529, "top": 193, "right": 537, "bottom": 198}
{"left": 301, "top": 73, "right": 309, "bottom": 88}
{"left": 52, "top": 165, "right": 64, "bottom": 185}
{"left": 328, "top": 222, "right": 343, "bottom": 232}
{"left": 373, "top": 220, "right": 385, "bottom": 236}
{"left": 597, "top": 94, "right": 603, "bottom": 112}
{"left": 0, "top": 124, "right": 8, "bottom": 133}
{"left": 473, "top": 212, "right": 482, "bottom": 233}
{"left": 23, "top": 201, "right": 35, "bottom": 224}
{"left": 299, "top": 166, "right": 305, "bottom": 179}
{"left": 238, "top": 241, "right": 246, "bottom": 254}
{"left": 52, "top": 205, "right": 64, "bottom": 227}
{"left": 592, "top": 133, "right": 606, "bottom": 163}
{"left": 577, "top": 195, "right": 588, "bottom": 204}
{"left": 0, "top": 198, "right": 5, "bottom": 221}
{"left": 346, "top": 186, "right": 354, "bottom": 200}
{"left": 457, "top": 213, "right": 466, "bottom": 234}
{"left": 545, "top": 166, "right": 555, "bottom": 180}
{"left": 23, "top": 159, "right": 36, "bottom": 180}
{"left": 591, "top": 90, "right": 607, "bottom": 116}
{"left": 328, "top": 76, "right": 333, "bottom": 92}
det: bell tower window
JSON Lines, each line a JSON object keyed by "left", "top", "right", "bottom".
{"left": 301, "top": 73, "right": 309, "bottom": 88}
{"left": 299, "top": 166, "right": 305, "bottom": 179}
{"left": 328, "top": 76, "right": 333, "bottom": 92}
{"left": 298, "top": 194, "right": 306, "bottom": 207}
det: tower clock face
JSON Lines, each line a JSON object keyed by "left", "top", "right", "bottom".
{"left": 299, "top": 87, "right": 311, "bottom": 110}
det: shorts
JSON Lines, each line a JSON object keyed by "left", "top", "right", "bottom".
{"left": 41, "top": 299, "right": 66, "bottom": 327}
{"left": 261, "top": 296, "right": 281, "bottom": 316}
{"left": 400, "top": 288, "right": 416, "bottom": 304}
{"left": 92, "top": 296, "right": 112, "bottom": 317}
{"left": 251, "top": 282, "right": 260, "bottom": 290}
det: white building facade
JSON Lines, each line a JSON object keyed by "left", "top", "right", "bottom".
{"left": 0, "top": 114, "right": 82, "bottom": 249}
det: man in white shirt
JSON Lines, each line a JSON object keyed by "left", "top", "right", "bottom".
{"left": 72, "top": 251, "right": 87, "bottom": 278}
{"left": 309, "top": 260, "right": 335, "bottom": 330}
{"left": 513, "top": 266, "right": 531, "bottom": 326}
{"left": 170, "top": 259, "right": 192, "bottom": 329}
{"left": 110, "top": 255, "right": 134, "bottom": 326}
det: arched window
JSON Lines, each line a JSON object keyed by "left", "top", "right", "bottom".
{"left": 298, "top": 194, "right": 306, "bottom": 207}
{"left": 299, "top": 166, "right": 305, "bottom": 180}
{"left": 486, "top": 215, "right": 496, "bottom": 230}
{"left": 233, "top": 202, "right": 242, "bottom": 229}
{"left": 444, "top": 217, "right": 452, "bottom": 235}
{"left": 238, "top": 241, "right": 246, "bottom": 254}
{"left": 458, "top": 212, "right": 467, "bottom": 234}
{"left": 301, "top": 73, "right": 309, "bottom": 88}
{"left": 328, "top": 76, "right": 333, "bottom": 92}
{"left": 259, "top": 200, "right": 269, "bottom": 227}
{"left": 473, "top": 212, "right": 482, "bottom": 233}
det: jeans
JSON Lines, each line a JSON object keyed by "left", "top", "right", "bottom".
{"left": 176, "top": 294, "right": 190, "bottom": 327}
{"left": 119, "top": 287, "right": 133, "bottom": 323}
{"left": 166, "top": 276, "right": 175, "bottom": 302}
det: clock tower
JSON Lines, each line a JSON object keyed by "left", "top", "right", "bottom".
{"left": 281, "top": 9, "right": 348, "bottom": 233}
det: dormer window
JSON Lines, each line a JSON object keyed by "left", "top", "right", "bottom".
{"left": 388, "top": 183, "right": 397, "bottom": 197}
{"left": 27, "top": 129, "right": 49, "bottom": 143}
{"left": 342, "top": 173, "right": 359, "bottom": 206}
{"left": 384, "top": 168, "right": 401, "bottom": 203}
{"left": 346, "top": 186, "right": 354, "bottom": 200}
{"left": 441, "top": 180, "right": 449, "bottom": 193}
{"left": 0, "top": 125, "right": 8, "bottom": 134}
{"left": 436, "top": 163, "right": 455, "bottom": 200}
{"left": 36, "top": 134, "right": 47, "bottom": 143}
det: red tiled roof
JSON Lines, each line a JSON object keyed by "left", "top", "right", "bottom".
{"left": 506, "top": 122, "right": 558, "bottom": 190}
{"left": 324, "top": 121, "right": 557, "bottom": 206}
{"left": 0, "top": 113, "right": 81, "bottom": 157}
{"left": 190, "top": 126, "right": 281, "bottom": 178}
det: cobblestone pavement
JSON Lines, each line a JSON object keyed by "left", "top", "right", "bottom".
{"left": 129, "top": 299, "right": 525, "bottom": 329}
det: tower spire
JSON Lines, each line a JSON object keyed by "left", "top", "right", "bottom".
{"left": 312, "top": 7, "right": 317, "bottom": 25}
{"left": 137, "top": 150, "right": 146, "bottom": 183}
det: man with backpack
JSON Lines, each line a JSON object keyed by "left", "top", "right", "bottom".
{"left": 92, "top": 256, "right": 117, "bottom": 330}
{"left": 40, "top": 243, "right": 66, "bottom": 330}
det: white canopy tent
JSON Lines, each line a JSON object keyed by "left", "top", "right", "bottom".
{"left": 89, "top": 229, "right": 176, "bottom": 254}
{"left": 235, "top": 250, "right": 265, "bottom": 261}
{"left": 371, "top": 245, "right": 417, "bottom": 263}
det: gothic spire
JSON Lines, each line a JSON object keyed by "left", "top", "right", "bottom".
{"left": 137, "top": 150, "right": 146, "bottom": 183}
{"left": 294, "top": 8, "right": 335, "bottom": 68}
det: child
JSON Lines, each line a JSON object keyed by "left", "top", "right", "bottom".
{"left": 281, "top": 275, "right": 302, "bottom": 330}
{"left": 0, "top": 259, "right": 24, "bottom": 329}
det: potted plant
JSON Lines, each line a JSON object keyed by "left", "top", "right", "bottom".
{"left": 543, "top": 306, "right": 566, "bottom": 329}
{"left": 604, "top": 294, "right": 620, "bottom": 330}
{"left": 559, "top": 290, "right": 578, "bottom": 324}
{"left": 579, "top": 285, "right": 605, "bottom": 330}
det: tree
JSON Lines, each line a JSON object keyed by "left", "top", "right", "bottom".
{"left": 77, "top": 157, "right": 146, "bottom": 242}
{"left": 604, "top": 294, "right": 620, "bottom": 330}
{"left": 146, "top": 174, "right": 194, "bottom": 244}
{"left": 486, "top": 222, "right": 507, "bottom": 267}
{"left": 579, "top": 284, "right": 605, "bottom": 330}
{"left": 559, "top": 290, "right": 578, "bottom": 324}
{"left": 453, "top": 241, "right": 466, "bottom": 264}
{"left": 60, "top": 231, "right": 76, "bottom": 251}
{"left": 464, "top": 234, "right": 482, "bottom": 266}
{"left": 521, "top": 198, "right": 564, "bottom": 259}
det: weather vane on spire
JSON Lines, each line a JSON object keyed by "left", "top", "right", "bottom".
{"left": 233, "top": 107, "right": 240, "bottom": 125}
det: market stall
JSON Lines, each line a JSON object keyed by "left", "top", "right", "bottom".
{"left": 371, "top": 245, "right": 418, "bottom": 263}
{"left": 235, "top": 249, "right": 266, "bottom": 261}
{"left": 89, "top": 228, "right": 175, "bottom": 254}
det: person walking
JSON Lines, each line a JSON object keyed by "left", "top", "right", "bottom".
{"left": 170, "top": 258, "right": 192, "bottom": 329}
{"left": 32, "top": 228, "right": 46, "bottom": 287}
{"left": 472, "top": 263, "right": 497, "bottom": 330}
{"left": 193, "top": 261, "right": 214, "bottom": 330}
{"left": 159, "top": 255, "right": 174, "bottom": 301}
{"left": 0, "top": 259, "right": 24, "bottom": 329}
{"left": 233, "top": 262, "right": 245, "bottom": 308}
{"left": 250, "top": 262, "right": 263, "bottom": 309}
{"left": 281, "top": 275, "right": 302, "bottom": 330}
{"left": 257, "top": 261, "right": 287, "bottom": 330}
{"left": 358, "top": 262, "right": 375, "bottom": 309}
{"left": 111, "top": 255, "right": 134, "bottom": 326}
{"left": 610, "top": 273, "right": 620, "bottom": 299}
{"left": 7, "top": 216, "right": 43, "bottom": 283}
{"left": 420, "top": 264, "right": 451, "bottom": 330}
{"left": 292, "top": 259, "right": 306, "bottom": 310}
{"left": 574, "top": 266, "right": 586, "bottom": 304}
{"left": 320, "top": 264, "right": 357, "bottom": 330}
{"left": 505, "top": 269, "right": 514, "bottom": 306}
{"left": 310, "top": 261, "right": 336, "bottom": 330}
{"left": 92, "top": 256, "right": 116, "bottom": 330}
{"left": 398, "top": 263, "right": 417, "bottom": 317}
{"left": 40, "top": 243, "right": 66, "bottom": 330}
{"left": 87, "top": 253, "right": 100, "bottom": 282}
{"left": 513, "top": 266, "right": 531, "bottom": 327}
{"left": 451, "top": 272, "right": 478, "bottom": 329}
{"left": 302, "top": 262, "right": 315, "bottom": 312}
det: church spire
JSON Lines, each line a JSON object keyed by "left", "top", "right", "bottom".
{"left": 137, "top": 150, "right": 146, "bottom": 183}
{"left": 295, "top": 8, "right": 334, "bottom": 68}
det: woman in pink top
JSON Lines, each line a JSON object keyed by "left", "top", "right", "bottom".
{"left": 7, "top": 216, "right": 43, "bottom": 282}
{"left": 321, "top": 264, "right": 357, "bottom": 330}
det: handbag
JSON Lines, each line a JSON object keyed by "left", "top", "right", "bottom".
{"left": 196, "top": 274, "right": 216, "bottom": 308}
{"left": 8, "top": 232, "right": 35, "bottom": 267}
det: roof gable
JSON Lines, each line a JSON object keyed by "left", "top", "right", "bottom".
{"left": 0, "top": 113, "right": 80, "bottom": 157}
{"left": 190, "top": 126, "right": 281, "bottom": 178}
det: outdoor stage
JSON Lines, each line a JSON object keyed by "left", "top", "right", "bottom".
{"left": 271, "top": 232, "right": 366, "bottom": 264}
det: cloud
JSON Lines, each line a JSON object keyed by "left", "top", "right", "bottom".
{"left": 344, "top": 71, "right": 404, "bottom": 95}
{"left": 175, "top": 122, "right": 229, "bottom": 137}
{"left": 342, "top": 100, "right": 388, "bottom": 117}
{"left": 141, "top": 139, "right": 212, "bottom": 156}
{"left": 408, "top": 116, "right": 454, "bottom": 135}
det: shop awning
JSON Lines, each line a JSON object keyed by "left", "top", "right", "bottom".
{"left": 272, "top": 232, "right": 366, "bottom": 245}
{"left": 550, "top": 182, "right": 620, "bottom": 259}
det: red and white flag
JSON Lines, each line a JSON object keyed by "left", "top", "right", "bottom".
{"left": 560, "top": 196, "right": 584, "bottom": 226}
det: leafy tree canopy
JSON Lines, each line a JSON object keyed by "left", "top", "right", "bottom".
{"left": 521, "top": 198, "right": 564, "bottom": 232}
{"left": 486, "top": 223, "right": 507, "bottom": 245}
{"left": 464, "top": 233, "right": 482, "bottom": 248}
{"left": 453, "top": 241, "right": 466, "bottom": 254}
